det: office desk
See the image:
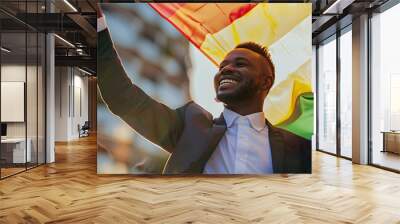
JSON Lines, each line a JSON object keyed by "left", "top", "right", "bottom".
{"left": 1, "top": 138, "right": 31, "bottom": 163}
{"left": 382, "top": 131, "right": 400, "bottom": 154}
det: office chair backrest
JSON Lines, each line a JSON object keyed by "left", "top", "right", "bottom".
{"left": 82, "top": 121, "right": 90, "bottom": 129}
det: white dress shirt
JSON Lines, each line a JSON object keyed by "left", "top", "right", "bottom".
{"left": 203, "top": 108, "right": 273, "bottom": 174}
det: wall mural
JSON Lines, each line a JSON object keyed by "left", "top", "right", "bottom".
{"left": 97, "top": 3, "right": 312, "bottom": 174}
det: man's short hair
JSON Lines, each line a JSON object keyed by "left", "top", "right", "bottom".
{"left": 235, "top": 42, "right": 275, "bottom": 86}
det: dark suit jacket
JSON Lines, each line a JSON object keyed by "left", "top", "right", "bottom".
{"left": 98, "top": 29, "right": 311, "bottom": 174}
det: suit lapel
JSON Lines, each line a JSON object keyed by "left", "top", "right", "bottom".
{"left": 207, "top": 114, "right": 227, "bottom": 153}
{"left": 189, "top": 113, "right": 226, "bottom": 173}
{"left": 266, "top": 120, "right": 286, "bottom": 173}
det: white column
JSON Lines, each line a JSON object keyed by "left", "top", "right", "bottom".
{"left": 55, "top": 67, "right": 72, "bottom": 141}
{"left": 352, "top": 14, "right": 369, "bottom": 164}
{"left": 46, "top": 32, "right": 55, "bottom": 163}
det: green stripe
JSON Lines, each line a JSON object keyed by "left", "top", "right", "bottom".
{"left": 276, "top": 92, "right": 314, "bottom": 140}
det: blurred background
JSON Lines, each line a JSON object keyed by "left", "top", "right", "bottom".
{"left": 97, "top": 3, "right": 220, "bottom": 174}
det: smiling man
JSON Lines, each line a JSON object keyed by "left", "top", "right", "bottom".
{"left": 98, "top": 27, "right": 311, "bottom": 174}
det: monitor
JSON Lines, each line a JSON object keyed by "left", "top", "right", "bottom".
{"left": 1, "top": 123, "right": 7, "bottom": 137}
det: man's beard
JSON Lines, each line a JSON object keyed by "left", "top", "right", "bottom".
{"left": 216, "top": 79, "right": 258, "bottom": 105}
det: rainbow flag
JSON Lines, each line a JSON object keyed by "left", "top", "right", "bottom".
{"left": 149, "top": 3, "right": 313, "bottom": 140}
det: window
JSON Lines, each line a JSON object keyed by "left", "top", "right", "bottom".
{"left": 317, "top": 36, "right": 337, "bottom": 154}
{"left": 339, "top": 28, "right": 352, "bottom": 158}
{"left": 370, "top": 2, "right": 400, "bottom": 171}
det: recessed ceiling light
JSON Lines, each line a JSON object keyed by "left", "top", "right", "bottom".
{"left": 78, "top": 67, "right": 93, "bottom": 76}
{"left": 1, "top": 47, "right": 11, "bottom": 53}
{"left": 323, "top": 0, "right": 346, "bottom": 15}
{"left": 63, "top": 0, "right": 78, "bottom": 12}
{"left": 322, "top": 0, "right": 355, "bottom": 15}
{"left": 54, "top": 34, "right": 75, "bottom": 48}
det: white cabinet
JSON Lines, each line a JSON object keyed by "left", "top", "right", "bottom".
{"left": 1, "top": 138, "right": 32, "bottom": 163}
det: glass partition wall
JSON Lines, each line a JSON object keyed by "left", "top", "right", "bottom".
{"left": 316, "top": 26, "right": 353, "bottom": 159}
{"left": 339, "top": 27, "right": 352, "bottom": 159}
{"left": 0, "top": 1, "right": 46, "bottom": 179}
{"left": 0, "top": 30, "right": 27, "bottom": 177}
{"left": 370, "top": 3, "right": 400, "bottom": 171}
{"left": 316, "top": 0, "right": 400, "bottom": 172}
{"left": 317, "top": 35, "right": 337, "bottom": 155}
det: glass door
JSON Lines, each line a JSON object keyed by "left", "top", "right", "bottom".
{"left": 0, "top": 0, "right": 47, "bottom": 179}
{"left": 1, "top": 30, "right": 28, "bottom": 178}
{"left": 317, "top": 35, "right": 337, "bottom": 155}
{"left": 339, "top": 27, "right": 352, "bottom": 159}
{"left": 370, "top": 3, "right": 400, "bottom": 171}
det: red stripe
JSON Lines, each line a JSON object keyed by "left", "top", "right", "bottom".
{"left": 149, "top": 3, "right": 259, "bottom": 65}
{"left": 228, "top": 3, "right": 257, "bottom": 22}
{"left": 149, "top": 3, "right": 185, "bottom": 18}
{"left": 98, "top": 6, "right": 103, "bottom": 18}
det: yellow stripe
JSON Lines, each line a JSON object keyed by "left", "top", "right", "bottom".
{"left": 268, "top": 16, "right": 312, "bottom": 86}
{"left": 264, "top": 60, "right": 312, "bottom": 125}
{"left": 199, "top": 3, "right": 311, "bottom": 64}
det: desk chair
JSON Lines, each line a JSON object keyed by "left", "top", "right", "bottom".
{"left": 78, "top": 121, "right": 90, "bottom": 138}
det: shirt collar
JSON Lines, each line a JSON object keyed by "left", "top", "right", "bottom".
{"left": 222, "top": 108, "right": 266, "bottom": 132}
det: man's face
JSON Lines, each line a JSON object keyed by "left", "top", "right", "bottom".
{"left": 214, "top": 48, "right": 269, "bottom": 104}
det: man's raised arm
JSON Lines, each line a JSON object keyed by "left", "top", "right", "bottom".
{"left": 97, "top": 28, "right": 184, "bottom": 153}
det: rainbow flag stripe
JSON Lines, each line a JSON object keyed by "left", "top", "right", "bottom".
{"left": 150, "top": 3, "right": 313, "bottom": 140}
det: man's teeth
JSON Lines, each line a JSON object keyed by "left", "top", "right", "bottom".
{"left": 220, "top": 79, "right": 238, "bottom": 86}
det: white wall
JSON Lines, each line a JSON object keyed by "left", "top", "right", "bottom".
{"left": 1, "top": 63, "right": 46, "bottom": 164}
{"left": 73, "top": 73, "right": 89, "bottom": 137}
{"left": 1, "top": 82, "right": 25, "bottom": 122}
{"left": 54, "top": 67, "right": 89, "bottom": 141}
{"left": 1, "top": 65, "right": 38, "bottom": 138}
{"left": 1, "top": 65, "right": 26, "bottom": 139}
{"left": 55, "top": 67, "right": 69, "bottom": 141}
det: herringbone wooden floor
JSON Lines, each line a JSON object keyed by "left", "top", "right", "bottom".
{"left": 1, "top": 135, "right": 400, "bottom": 224}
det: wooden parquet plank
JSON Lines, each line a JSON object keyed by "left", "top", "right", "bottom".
{"left": 1, "top": 135, "right": 400, "bottom": 223}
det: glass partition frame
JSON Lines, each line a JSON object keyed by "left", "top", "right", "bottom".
{"left": 316, "top": 25, "right": 353, "bottom": 160}
{"left": 0, "top": 0, "right": 47, "bottom": 179}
